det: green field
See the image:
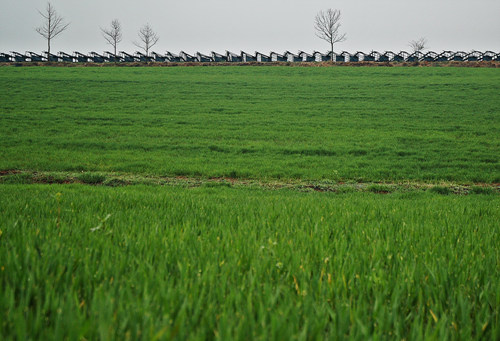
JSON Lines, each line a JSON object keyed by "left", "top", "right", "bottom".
{"left": 0, "top": 66, "right": 499, "bottom": 182}
{"left": 0, "top": 66, "right": 499, "bottom": 340}
{"left": 1, "top": 185, "right": 499, "bottom": 339}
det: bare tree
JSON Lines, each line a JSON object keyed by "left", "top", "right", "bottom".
{"left": 35, "top": 2, "right": 70, "bottom": 58}
{"left": 134, "top": 24, "right": 159, "bottom": 56}
{"left": 314, "top": 9, "right": 346, "bottom": 61}
{"left": 101, "top": 19, "right": 122, "bottom": 56}
{"left": 409, "top": 37, "right": 428, "bottom": 53}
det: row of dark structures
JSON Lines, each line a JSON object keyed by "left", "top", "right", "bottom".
{"left": 1, "top": 50, "right": 499, "bottom": 63}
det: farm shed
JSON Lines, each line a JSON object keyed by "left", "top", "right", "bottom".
{"left": 179, "top": 51, "right": 196, "bottom": 62}
{"left": 284, "top": 51, "right": 302, "bottom": 62}
{"left": 120, "top": 51, "right": 136, "bottom": 62}
{"left": 393, "top": 51, "right": 407, "bottom": 62}
{"left": 270, "top": 52, "right": 287, "bottom": 62}
{"left": 449, "top": 51, "right": 465, "bottom": 61}
{"left": 481, "top": 51, "right": 495, "bottom": 61}
{"left": 464, "top": 51, "right": 481, "bottom": 62}
{"left": 166, "top": 52, "right": 182, "bottom": 62}
{"left": 226, "top": 51, "right": 243, "bottom": 62}
{"left": 0, "top": 53, "right": 11, "bottom": 62}
{"left": 313, "top": 51, "right": 334, "bottom": 62}
{"left": 362, "top": 51, "right": 378, "bottom": 62}
{"left": 197, "top": 52, "right": 213, "bottom": 62}
{"left": 378, "top": 51, "right": 393, "bottom": 62}
{"left": 256, "top": 52, "right": 271, "bottom": 62}
{"left": 89, "top": 52, "right": 106, "bottom": 63}
{"left": 26, "top": 51, "right": 44, "bottom": 62}
{"left": 298, "top": 51, "right": 315, "bottom": 62}
{"left": 10, "top": 51, "right": 28, "bottom": 62}
{"left": 152, "top": 52, "right": 167, "bottom": 62}
{"left": 45, "top": 52, "right": 59, "bottom": 62}
{"left": 135, "top": 52, "right": 153, "bottom": 62}
{"left": 104, "top": 51, "right": 121, "bottom": 62}
{"left": 406, "top": 51, "right": 423, "bottom": 62}
{"left": 422, "top": 51, "right": 437, "bottom": 62}
{"left": 347, "top": 52, "right": 364, "bottom": 62}
{"left": 74, "top": 52, "right": 90, "bottom": 63}
{"left": 242, "top": 51, "right": 257, "bottom": 62}
{"left": 58, "top": 52, "right": 74, "bottom": 62}
{"left": 211, "top": 52, "right": 227, "bottom": 62}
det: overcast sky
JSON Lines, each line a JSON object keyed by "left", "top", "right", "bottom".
{"left": 1, "top": 0, "right": 499, "bottom": 55}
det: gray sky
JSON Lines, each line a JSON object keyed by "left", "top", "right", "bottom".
{"left": 1, "top": 0, "right": 499, "bottom": 55}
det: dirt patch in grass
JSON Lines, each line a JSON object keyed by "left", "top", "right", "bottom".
{"left": 0, "top": 169, "right": 21, "bottom": 176}
{"left": 1, "top": 170, "right": 498, "bottom": 196}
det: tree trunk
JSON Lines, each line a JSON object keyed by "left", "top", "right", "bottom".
{"left": 330, "top": 42, "right": 334, "bottom": 62}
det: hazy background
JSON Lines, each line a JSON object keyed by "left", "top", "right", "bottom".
{"left": 1, "top": 0, "right": 499, "bottom": 54}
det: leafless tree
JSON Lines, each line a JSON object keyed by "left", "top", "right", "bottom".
{"left": 314, "top": 9, "right": 346, "bottom": 61}
{"left": 101, "top": 19, "right": 122, "bottom": 56}
{"left": 35, "top": 2, "right": 70, "bottom": 58}
{"left": 134, "top": 24, "right": 159, "bottom": 56}
{"left": 409, "top": 37, "right": 428, "bottom": 53}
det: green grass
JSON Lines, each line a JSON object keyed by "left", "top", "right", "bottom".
{"left": 1, "top": 66, "right": 499, "bottom": 339}
{"left": 0, "top": 184, "right": 499, "bottom": 340}
{"left": 0, "top": 66, "right": 499, "bottom": 182}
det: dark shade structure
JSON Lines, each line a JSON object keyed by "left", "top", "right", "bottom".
{"left": 226, "top": 51, "right": 243, "bottom": 62}
{"left": 242, "top": 51, "right": 257, "bottom": 62}
{"left": 26, "top": 51, "right": 44, "bottom": 62}
{"left": 449, "top": 51, "right": 466, "bottom": 61}
{"left": 378, "top": 51, "right": 393, "bottom": 62}
{"left": 58, "top": 52, "right": 74, "bottom": 62}
{"left": 10, "top": 51, "right": 28, "bottom": 62}
{"left": 422, "top": 51, "right": 438, "bottom": 62}
{"left": 152, "top": 52, "right": 167, "bottom": 62}
{"left": 104, "top": 51, "right": 121, "bottom": 62}
{"left": 464, "top": 51, "right": 482, "bottom": 62}
{"left": 298, "top": 51, "right": 315, "bottom": 62}
{"left": 180, "top": 51, "right": 196, "bottom": 62}
{"left": 135, "top": 52, "right": 153, "bottom": 62}
{"left": 363, "top": 51, "right": 378, "bottom": 62}
{"left": 211, "top": 52, "right": 227, "bottom": 62}
{"left": 334, "top": 51, "right": 348, "bottom": 62}
{"left": 482, "top": 51, "right": 496, "bottom": 61}
{"left": 346, "top": 52, "right": 364, "bottom": 62}
{"left": 393, "top": 51, "right": 408, "bottom": 62}
{"left": 45, "top": 52, "right": 59, "bottom": 62}
{"left": 89, "top": 52, "right": 106, "bottom": 63}
{"left": 166, "top": 52, "right": 182, "bottom": 62}
{"left": 406, "top": 51, "right": 423, "bottom": 62}
{"left": 284, "top": 51, "right": 302, "bottom": 62}
{"left": 313, "top": 51, "right": 332, "bottom": 62}
{"left": 2, "top": 50, "right": 499, "bottom": 64}
{"left": 0, "top": 53, "right": 12, "bottom": 62}
{"left": 270, "top": 52, "right": 287, "bottom": 62}
{"left": 435, "top": 51, "right": 452, "bottom": 62}
{"left": 120, "top": 51, "right": 136, "bottom": 62}
{"left": 256, "top": 52, "right": 271, "bottom": 62}
{"left": 197, "top": 52, "right": 213, "bottom": 62}
{"left": 74, "top": 52, "right": 90, "bottom": 63}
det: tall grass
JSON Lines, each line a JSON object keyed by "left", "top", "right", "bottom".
{"left": 1, "top": 184, "right": 498, "bottom": 339}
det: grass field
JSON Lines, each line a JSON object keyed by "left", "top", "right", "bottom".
{"left": 0, "top": 66, "right": 499, "bottom": 340}
{"left": 1, "top": 185, "right": 499, "bottom": 339}
{"left": 0, "top": 66, "right": 499, "bottom": 182}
